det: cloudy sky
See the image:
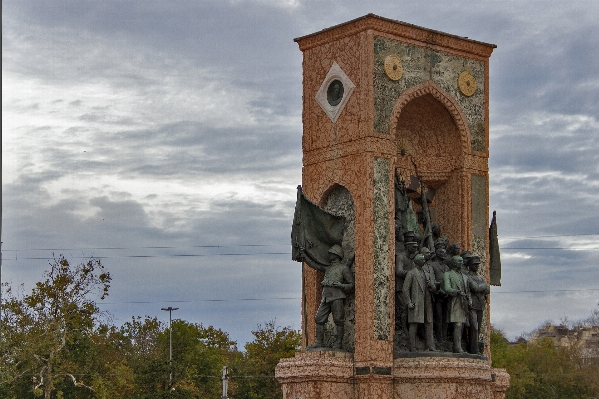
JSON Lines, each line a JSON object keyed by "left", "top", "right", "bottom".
{"left": 3, "top": 0, "right": 598, "bottom": 346}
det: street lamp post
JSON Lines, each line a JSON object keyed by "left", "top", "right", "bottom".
{"left": 161, "top": 307, "right": 179, "bottom": 390}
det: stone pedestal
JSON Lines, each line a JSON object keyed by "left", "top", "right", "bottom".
{"left": 276, "top": 353, "right": 510, "bottom": 399}
{"left": 278, "top": 14, "right": 508, "bottom": 399}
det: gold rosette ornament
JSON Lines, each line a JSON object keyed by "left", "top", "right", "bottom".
{"left": 458, "top": 71, "right": 477, "bottom": 96}
{"left": 384, "top": 55, "right": 403, "bottom": 81}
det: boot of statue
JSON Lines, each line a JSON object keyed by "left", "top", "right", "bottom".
{"left": 333, "top": 324, "right": 344, "bottom": 350}
{"left": 425, "top": 322, "right": 438, "bottom": 351}
{"left": 453, "top": 323, "right": 464, "bottom": 353}
{"left": 306, "top": 323, "right": 325, "bottom": 350}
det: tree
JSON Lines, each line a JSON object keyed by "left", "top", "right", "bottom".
{"left": 1, "top": 255, "right": 111, "bottom": 399}
{"left": 169, "top": 320, "right": 238, "bottom": 398}
{"left": 112, "top": 317, "right": 238, "bottom": 399}
{"left": 490, "top": 327, "right": 599, "bottom": 399}
{"left": 231, "top": 321, "right": 301, "bottom": 399}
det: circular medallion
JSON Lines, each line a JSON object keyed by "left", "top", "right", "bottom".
{"left": 458, "top": 71, "right": 477, "bottom": 97}
{"left": 327, "top": 79, "right": 344, "bottom": 106}
{"left": 384, "top": 55, "right": 403, "bottom": 81}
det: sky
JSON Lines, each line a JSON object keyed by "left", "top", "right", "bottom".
{"left": 2, "top": 0, "right": 599, "bottom": 347}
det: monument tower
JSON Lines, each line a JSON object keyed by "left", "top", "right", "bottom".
{"left": 277, "top": 14, "right": 509, "bottom": 399}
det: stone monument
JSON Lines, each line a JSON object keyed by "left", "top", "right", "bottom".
{"left": 277, "top": 14, "right": 509, "bottom": 399}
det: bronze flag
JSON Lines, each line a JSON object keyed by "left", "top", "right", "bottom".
{"left": 489, "top": 210, "right": 502, "bottom": 286}
{"left": 291, "top": 185, "right": 345, "bottom": 269}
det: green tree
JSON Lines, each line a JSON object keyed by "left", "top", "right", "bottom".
{"left": 1, "top": 256, "right": 111, "bottom": 399}
{"left": 490, "top": 327, "right": 599, "bottom": 399}
{"left": 169, "top": 320, "right": 238, "bottom": 398}
{"left": 116, "top": 317, "right": 238, "bottom": 399}
{"left": 231, "top": 321, "right": 300, "bottom": 399}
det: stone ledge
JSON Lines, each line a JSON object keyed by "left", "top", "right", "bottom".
{"left": 396, "top": 351, "right": 488, "bottom": 360}
{"left": 394, "top": 356, "right": 492, "bottom": 382}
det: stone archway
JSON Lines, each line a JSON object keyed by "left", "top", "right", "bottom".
{"left": 389, "top": 81, "right": 471, "bottom": 251}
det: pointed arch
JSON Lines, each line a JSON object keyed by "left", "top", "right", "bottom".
{"left": 388, "top": 81, "right": 471, "bottom": 156}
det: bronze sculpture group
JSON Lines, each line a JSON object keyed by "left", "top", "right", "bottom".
{"left": 292, "top": 175, "right": 491, "bottom": 355}
{"left": 394, "top": 174, "right": 490, "bottom": 354}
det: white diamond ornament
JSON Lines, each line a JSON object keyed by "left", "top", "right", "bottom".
{"left": 315, "top": 62, "right": 355, "bottom": 123}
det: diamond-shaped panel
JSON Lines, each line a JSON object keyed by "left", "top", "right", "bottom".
{"left": 315, "top": 62, "right": 355, "bottom": 123}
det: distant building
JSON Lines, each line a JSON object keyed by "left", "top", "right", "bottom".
{"left": 530, "top": 323, "right": 599, "bottom": 365}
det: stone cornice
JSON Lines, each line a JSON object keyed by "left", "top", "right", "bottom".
{"left": 303, "top": 136, "right": 395, "bottom": 166}
{"left": 295, "top": 14, "right": 496, "bottom": 59}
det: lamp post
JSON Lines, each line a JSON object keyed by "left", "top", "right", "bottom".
{"left": 161, "top": 306, "right": 179, "bottom": 390}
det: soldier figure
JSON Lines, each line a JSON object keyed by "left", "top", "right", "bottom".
{"left": 395, "top": 235, "right": 419, "bottom": 332}
{"left": 443, "top": 256, "right": 472, "bottom": 353}
{"left": 467, "top": 256, "right": 490, "bottom": 354}
{"left": 432, "top": 223, "right": 449, "bottom": 251}
{"left": 430, "top": 248, "right": 449, "bottom": 343}
{"left": 307, "top": 244, "right": 354, "bottom": 350}
{"left": 403, "top": 254, "right": 438, "bottom": 351}
{"left": 420, "top": 247, "right": 438, "bottom": 324}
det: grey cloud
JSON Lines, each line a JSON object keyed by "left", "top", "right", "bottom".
{"left": 3, "top": 0, "right": 599, "bottom": 344}
{"left": 113, "top": 122, "right": 302, "bottom": 178}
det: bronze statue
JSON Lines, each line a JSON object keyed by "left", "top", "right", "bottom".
{"left": 306, "top": 244, "right": 354, "bottom": 350}
{"left": 467, "top": 256, "right": 490, "bottom": 355}
{"left": 443, "top": 255, "right": 472, "bottom": 353}
{"left": 403, "top": 254, "right": 438, "bottom": 351}
{"left": 461, "top": 251, "right": 473, "bottom": 270}
{"left": 432, "top": 223, "right": 449, "bottom": 251}
{"left": 430, "top": 248, "right": 449, "bottom": 343}
{"left": 395, "top": 238, "right": 418, "bottom": 332}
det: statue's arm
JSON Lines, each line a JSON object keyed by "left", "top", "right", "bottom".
{"left": 341, "top": 267, "right": 355, "bottom": 291}
{"left": 468, "top": 276, "right": 490, "bottom": 294}
{"left": 304, "top": 260, "right": 326, "bottom": 273}
{"left": 443, "top": 272, "right": 458, "bottom": 296}
{"left": 403, "top": 273, "right": 414, "bottom": 307}
{"left": 425, "top": 268, "right": 437, "bottom": 293}
{"left": 395, "top": 256, "right": 408, "bottom": 278}
{"left": 464, "top": 275, "right": 473, "bottom": 306}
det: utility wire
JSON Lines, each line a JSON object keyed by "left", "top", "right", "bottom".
{"left": 92, "top": 288, "right": 599, "bottom": 305}
{"left": 3, "top": 247, "right": 599, "bottom": 261}
{"left": 2, "top": 232, "right": 599, "bottom": 252}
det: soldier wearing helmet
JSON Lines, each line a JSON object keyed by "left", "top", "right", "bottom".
{"left": 306, "top": 244, "right": 354, "bottom": 350}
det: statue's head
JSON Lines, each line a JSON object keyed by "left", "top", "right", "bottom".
{"left": 420, "top": 247, "right": 431, "bottom": 261}
{"left": 469, "top": 256, "right": 481, "bottom": 272}
{"left": 451, "top": 255, "right": 464, "bottom": 270}
{"left": 432, "top": 223, "right": 441, "bottom": 236}
{"left": 328, "top": 244, "right": 344, "bottom": 260}
{"left": 413, "top": 254, "right": 426, "bottom": 267}
{"left": 435, "top": 248, "right": 447, "bottom": 260}
{"left": 405, "top": 241, "right": 418, "bottom": 254}
{"left": 435, "top": 236, "right": 449, "bottom": 250}
{"left": 448, "top": 243, "right": 461, "bottom": 256}
{"left": 461, "top": 251, "right": 473, "bottom": 266}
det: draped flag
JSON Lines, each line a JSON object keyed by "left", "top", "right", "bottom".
{"left": 291, "top": 185, "right": 346, "bottom": 269}
{"left": 489, "top": 210, "right": 502, "bottom": 286}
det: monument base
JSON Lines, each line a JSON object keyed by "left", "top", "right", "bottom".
{"left": 275, "top": 352, "right": 509, "bottom": 399}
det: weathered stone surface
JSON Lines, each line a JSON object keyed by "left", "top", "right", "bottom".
{"left": 373, "top": 157, "right": 391, "bottom": 341}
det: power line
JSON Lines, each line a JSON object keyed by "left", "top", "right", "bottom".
{"left": 98, "top": 297, "right": 302, "bottom": 304}
{"left": 3, "top": 247, "right": 599, "bottom": 262}
{"left": 1, "top": 244, "right": 291, "bottom": 251}
{"left": 491, "top": 288, "right": 599, "bottom": 294}
{"left": 91, "top": 288, "right": 599, "bottom": 305}
{"left": 500, "top": 233, "right": 599, "bottom": 239}
{"left": 501, "top": 247, "right": 599, "bottom": 250}
{"left": 2, "top": 232, "right": 599, "bottom": 253}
